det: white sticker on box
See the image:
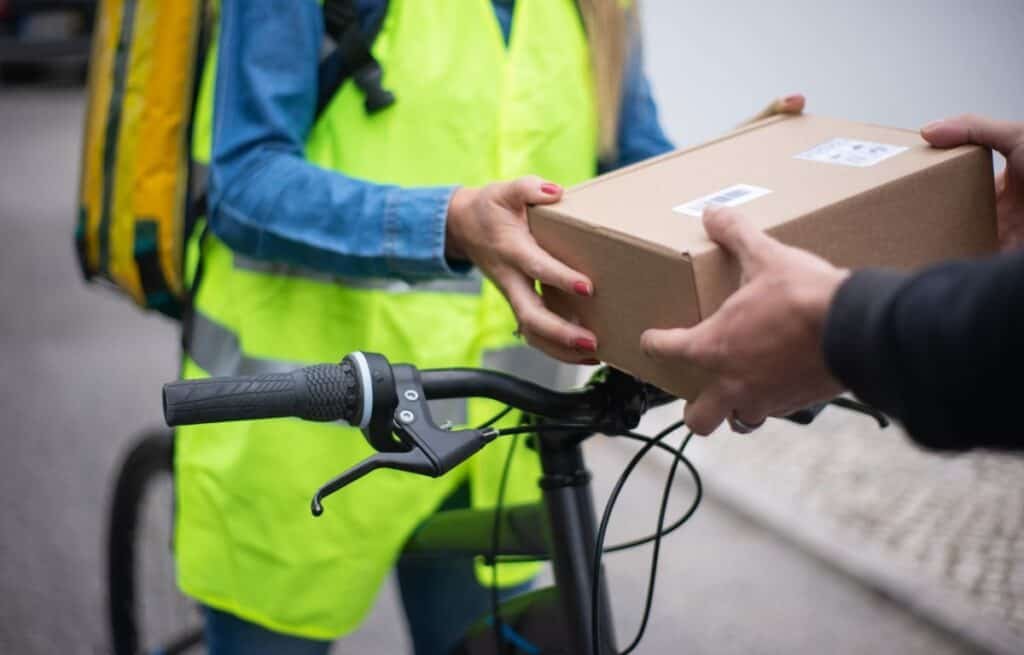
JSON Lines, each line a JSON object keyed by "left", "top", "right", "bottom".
{"left": 672, "top": 184, "right": 773, "bottom": 217}
{"left": 795, "top": 138, "right": 908, "bottom": 167}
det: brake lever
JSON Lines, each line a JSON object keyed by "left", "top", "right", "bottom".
{"left": 311, "top": 450, "right": 434, "bottom": 516}
{"left": 310, "top": 364, "right": 498, "bottom": 517}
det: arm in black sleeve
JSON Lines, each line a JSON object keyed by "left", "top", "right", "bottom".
{"left": 823, "top": 250, "right": 1024, "bottom": 451}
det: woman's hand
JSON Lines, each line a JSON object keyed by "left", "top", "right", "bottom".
{"left": 446, "top": 176, "right": 599, "bottom": 364}
{"left": 738, "top": 93, "right": 806, "bottom": 128}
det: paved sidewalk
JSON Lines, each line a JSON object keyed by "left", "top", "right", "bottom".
{"left": 632, "top": 403, "right": 1024, "bottom": 655}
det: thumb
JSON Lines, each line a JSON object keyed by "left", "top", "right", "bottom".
{"left": 641, "top": 314, "right": 723, "bottom": 370}
{"left": 702, "top": 205, "right": 775, "bottom": 273}
{"left": 921, "top": 114, "right": 1024, "bottom": 157}
{"left": 500, "top": 176, "right": 564, "bottom": 208}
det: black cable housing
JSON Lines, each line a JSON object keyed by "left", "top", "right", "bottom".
{"left": 590, "top": 421, "right": 700, "bottom": 655}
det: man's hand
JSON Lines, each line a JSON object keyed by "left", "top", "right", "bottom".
{"left": 641, "top": 206, "right": 849, "bottom": 435}
{"left": 922, "top": 115, "right": 1024, "bottom": 251}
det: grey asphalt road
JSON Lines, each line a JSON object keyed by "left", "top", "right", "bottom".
{"left": 0, "top": 88, "right": 985, "bottom": 655}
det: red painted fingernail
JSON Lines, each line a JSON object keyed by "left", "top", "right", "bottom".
{"left": 541, "top": 183, "right": 562, "bottom": 196}
{"left": 573, "top": 337, "right": 597, "bottom": 352}
{"left": 573, "top": 281, "right": 591, "bottom": 296}
{"left": 582, "top": 358, "right": 601, "bottom": 366}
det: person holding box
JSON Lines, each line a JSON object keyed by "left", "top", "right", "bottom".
{"left": 642, "top": 114, "right": 1024, "bottom": 450}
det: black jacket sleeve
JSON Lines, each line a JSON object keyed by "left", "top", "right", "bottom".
{"left": 822, "top": 250, "right": 1024, "bottom": 451}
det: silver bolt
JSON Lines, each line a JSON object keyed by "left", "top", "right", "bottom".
{"left": 439, "top": 421, "right": 454, "bottom": 431}
{"left": 403, "top": 389, "right": 420, "bottom": 401}
{"left": 399, "top": 410, "right": 415, "bottom": 423}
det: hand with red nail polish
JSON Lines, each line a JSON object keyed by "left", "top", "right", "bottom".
{"left": 446, "top": 175, "right": 599, "bottom": 364}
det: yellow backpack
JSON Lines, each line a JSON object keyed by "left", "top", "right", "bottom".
{"left": 75, "top": 0, "right": 393, "bottom": 318}
{"left": 75, "top": 0, "right": 208, "bottom": 318}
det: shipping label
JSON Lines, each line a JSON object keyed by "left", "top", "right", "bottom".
{"left": 795, "top": 137, "right": 908, "bottom": 167}
{"left": 673, "top": 184, "right": 773, "bottom": 217}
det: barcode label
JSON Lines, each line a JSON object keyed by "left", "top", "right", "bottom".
{"left": 673, "top": 184, "right": 773, "bottom": 217}
{"left": 795, "top": 138, "right": 908, "bottom": 167}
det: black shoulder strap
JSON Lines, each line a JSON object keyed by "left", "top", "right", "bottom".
{"left": 317, "top": 0, "right": 395, "bottom": 116}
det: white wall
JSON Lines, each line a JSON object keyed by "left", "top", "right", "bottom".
{"left": 641, "top": 0, "right": 1024, "bottom": 167}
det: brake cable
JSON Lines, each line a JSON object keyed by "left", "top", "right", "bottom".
{"left": 591, "top": 420, "right": 698, "bottom": 655}
{"left": 483, "top": 408, "right": 703, "bottom": 655}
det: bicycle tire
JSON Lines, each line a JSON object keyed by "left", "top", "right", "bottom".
{"left": 107, "top": 430, "right": 203, "bottom": 655}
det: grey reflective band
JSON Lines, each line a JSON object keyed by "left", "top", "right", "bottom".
{"left": 188, "top": 311, "right": 300, "bottom": 377}
{"left": 233, "top": 255, "right": 483, "bottom": 295}
{"left": 185, "top": 313, "right": 567, "bottom": 429}
{"left": 349, "top": 351, "right": 373, "bottom": 430}
{"left": 186, "top": 310, "right": 471, "bottom": 425}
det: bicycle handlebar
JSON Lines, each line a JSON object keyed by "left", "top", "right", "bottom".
{"left": 164, "top": 354, "right": 620, "bottom": 431}
{"left": 419, "top": 368, "right": 603, "bottom": 421}
{"left": 163, "top": 362, "right": 364, "bottom": 428}
{"left": 162, "top": 351, "right": 887, "bottom": 515}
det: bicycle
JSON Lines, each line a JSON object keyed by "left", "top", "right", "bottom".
{"left": 109, "top": 352, "right": 885, "bottom": 654}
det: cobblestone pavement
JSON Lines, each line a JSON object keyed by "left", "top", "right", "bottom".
{"left": 633, "top": 404, "right": 1024, "bottom": 654}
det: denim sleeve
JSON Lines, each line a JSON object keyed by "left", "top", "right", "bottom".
{"left": 603, "top": 29, "right": 675, "bottom": 172}
{"left": 208, "top": 0, "right": 463, "bottom": 281}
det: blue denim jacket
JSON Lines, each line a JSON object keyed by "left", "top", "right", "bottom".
{"left": 209, "top": 0, "right": 674, "bottom": 281}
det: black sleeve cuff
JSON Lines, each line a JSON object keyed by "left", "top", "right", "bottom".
{"left": 822, "top": 269, "right": 908, "bottom": 416}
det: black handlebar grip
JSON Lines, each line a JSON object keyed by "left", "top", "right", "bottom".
{"left": 163, "top": 361, "right": 363, "bottom": 427}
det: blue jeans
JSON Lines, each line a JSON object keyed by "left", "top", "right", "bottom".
{"left": 203, "top": 485, "right": 530, "bottom": 655}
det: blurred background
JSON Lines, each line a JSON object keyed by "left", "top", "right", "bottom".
{"left": 1, "top": 0, "right": 1022, "bottom": 653}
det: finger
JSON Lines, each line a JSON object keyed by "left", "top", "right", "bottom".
{"left": 702, "top": 205, "right": 776, "bottom": 273}
{"left": 515, "top": 240, "right": 593, "bottom": 297}
{"left": 728, "top": 407, "right": 768, "bottom": 434}
{"left": 775, "top": 93, "right": 805, "bottom": 115}
{"left": 500, "top": 272, "right": 598, "bottom": 354}
{"left": 684, "top": 384, "right": 733, "bottom": 436}
{"left": 501, "top": 175, "right": 564, "bottom": 208}
{"left": 524, "top": 333, "right": 601, "bottom": 365}
{"left": 728, "top": 414, "right": 766, "bottom": 435}
{"left": 921, "top": 114, "right": 1024, "bottom": 156}
{"left": 996, "top": 169, "right": 1007, "bottom": 196}
{"left": 641, "top": 321, "right": 721, "bottom": 370}
{"left": 749, "top": 93, "right": 806, "bottom": 122}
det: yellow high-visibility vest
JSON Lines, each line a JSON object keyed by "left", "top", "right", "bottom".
{"left": 176, "top": 0, "right": 598, "bottom": 638}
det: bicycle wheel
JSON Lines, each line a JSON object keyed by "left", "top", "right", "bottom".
{"left": 108, "top": 430, "right": 204, "bottom": 655}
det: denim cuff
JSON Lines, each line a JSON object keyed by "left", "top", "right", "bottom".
{"left": 383, "top": 185, "right": 472, "bottom": 281}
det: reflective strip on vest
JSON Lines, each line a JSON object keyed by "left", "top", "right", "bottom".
{"left": 188, "top": 294, "right": 573, "bottom": 392}
{"left": 184, "top": 309, "right": 598, "bottom": 425}
{"left": 233, "top": 254, "right": 483, "bottom": 295}
{"left": 188, "top": 310, "right": 299, "bottom": 377}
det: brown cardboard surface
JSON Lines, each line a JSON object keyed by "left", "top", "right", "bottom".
{"left": 529, "top": 114, "right": 997, "bottom": 399}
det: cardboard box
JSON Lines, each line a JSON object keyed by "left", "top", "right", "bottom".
{"left": 528, "top": 114, "right": 997, "bottom": 399}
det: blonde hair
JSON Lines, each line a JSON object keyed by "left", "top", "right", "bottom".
{"left": 577, "top": 0, "right": 636, "bottom": 162}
